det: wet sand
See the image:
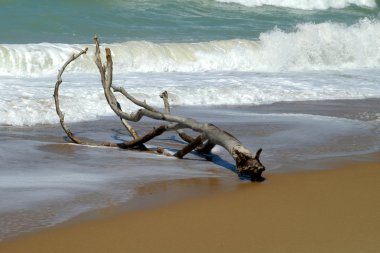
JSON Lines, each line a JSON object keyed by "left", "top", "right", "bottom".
{"left": 1, "top": 152, "right": 379, "bottom": 253}
{"left": 1, "top": 99, "right": 379, "bottom": 251}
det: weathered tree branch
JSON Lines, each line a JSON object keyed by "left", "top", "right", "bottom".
{"left": 174, "top": 135, "right": 204, "bottom": 158}
{"left": 54, "top": 45, "right": 152, "bottom": 150}
{"left": 54, "top": 49, "right": 88, "bottom": 145}
{"left": 115, "top": 86, "right": 158, "bottom": 113}
{"left": 117, "top": 102, "right": 140, "bottom": 140}
{"left": 160, "top": 90, "right": 200, "bottom": 145}
{"left": 160, "top": 91, "right": 170, "bottom": 114}
{"left": 94, "top": 37, "right": 265, "bottom": 181}
{"left": 117, "top": 123, "right": 183, "bottom": 149}
{"left": 54, "top": 37, "right": 266, "bottom": 181}
{"left": 197, "top": 140, "right": 216, "bottom": 154}
{"left": 159, "top": 91, "right": 216, "bottom": 155}
{"left": 53, "top": 47, "right": 118, "bottom": 148}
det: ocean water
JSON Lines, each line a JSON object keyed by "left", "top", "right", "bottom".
{"left": 1, "top": 0, "right": 380, "bottom": 241}
{"left": 1, "top": 0, "right": 380, "bottom": 125}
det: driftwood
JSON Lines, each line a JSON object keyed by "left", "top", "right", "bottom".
{"left": 54, "top": 37, "right": 265, "bottom": 182}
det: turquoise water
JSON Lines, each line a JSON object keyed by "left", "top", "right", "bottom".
{"left": 1, "top": 0, "right": 380, "bottom": 125}
{"left": 0, "top": 0, "right": 379, "bottom": 43}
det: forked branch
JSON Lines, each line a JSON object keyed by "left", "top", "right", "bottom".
{"left": 54, "top": 37, "right": 266, "bottom": 181}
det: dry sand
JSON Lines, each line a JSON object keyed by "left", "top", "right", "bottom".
{"left": 1, "top": 154, "right": 380, "bottom": 253}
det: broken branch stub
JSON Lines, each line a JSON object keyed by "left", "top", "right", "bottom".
{"left": 54, "top": 37, "right": 265, "bottom": 181}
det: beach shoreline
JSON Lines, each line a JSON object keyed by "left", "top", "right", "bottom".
{"left": 1, "top": 0, "right": 380, "bottom": 251}
{"left": 1, "top": 150, "right": 380, "bottom": 252}
{"left": 1, "top": 100, "right": 379, "bottom": 244}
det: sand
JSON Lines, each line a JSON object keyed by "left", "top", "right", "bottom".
{"left": 1, "top": 153, "right": 379, "bottom": 253}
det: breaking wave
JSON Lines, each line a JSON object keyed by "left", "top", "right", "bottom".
{"left": 0, "top": 19, "right": 379, "bottom": 77}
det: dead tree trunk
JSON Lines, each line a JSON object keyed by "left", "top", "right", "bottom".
{"left": 54, "top": 37, "right": 265, "bottom": 182}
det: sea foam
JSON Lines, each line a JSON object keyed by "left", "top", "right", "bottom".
{"left": 1, "top": 69, "right": 380, "bottom": 126}
{"left": 215, "top": 0, "right": 377, "bottom": 10}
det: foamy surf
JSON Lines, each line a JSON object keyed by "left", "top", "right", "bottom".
{"left": 215, "top": 0, "right": 377, "bottom": 10}
{"left": 1, "top": 69, "right": 380, "bottom": 126}
{"left": 1, "top": 19, "right": 380, "bottom": 126}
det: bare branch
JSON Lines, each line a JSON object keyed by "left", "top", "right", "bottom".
{"left": 177, "top": 131, "right": 196, "bottom": 143}
{"left": 118, "top": 123, "right": 183, "bottom": 149}
{"left": 174, "top": 135, "right": 204, "bottom": 158}
{"left": 197, "top": 140, "right": 216, "bottom": 154}
{"left": 54, "top": 37, "right": 266, "bottom": 181}
{"left": 160, "top": 91, "right": 170, "bottom": 114}
{"left": 53, "top": 48, "right": 118, "bottom": 147}
{"left": 104, "top": 46, "right": 264, "bottom": 180}
{"left": 94, "top": 36, "right": 143, "bottom": 144}
{"left": 114, "top": 86, "right": 158, "bottom": 112}
{"left": 94, "top": 36, "right": 106, "bottom": 87}
{"left": 159, "top": 91, "right": 198, "bottom": 144}
{"left": 159, "top": 91, "right": 212, "bottom": 155}
{"left": 117, "top": 102, "right": 140, "bottom": 140}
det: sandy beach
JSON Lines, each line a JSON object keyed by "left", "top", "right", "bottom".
{"left": 1, "top": 150, "right": 379, "bottom": 253}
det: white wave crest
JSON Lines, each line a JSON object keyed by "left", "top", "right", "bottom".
{"left": 255, "top": 18, "right": 380, "bottom": 71}
{"left": 215, "top": 0, "right": 377, "bottom": 10}
{"left": 0, "top": 19, "right": 379, "bottom": 77}
{"left": 0, "top": 43, "right": 93, "bottom": 77}
{"left": 112, "top": 19, "right": 380, "bottom": 72}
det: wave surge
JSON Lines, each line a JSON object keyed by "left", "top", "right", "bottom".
{"left": 0, "top": 19, "right": 379, "bottom": 76}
